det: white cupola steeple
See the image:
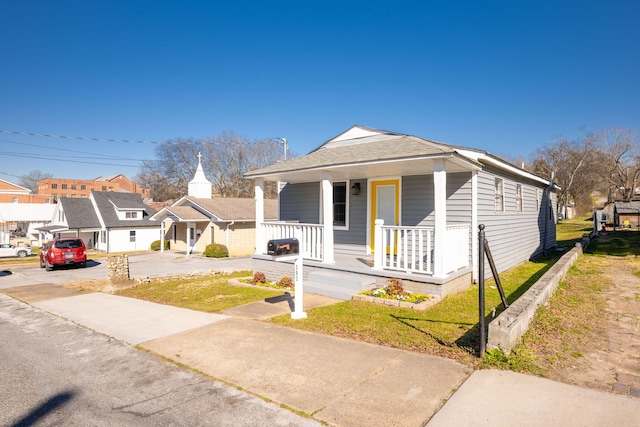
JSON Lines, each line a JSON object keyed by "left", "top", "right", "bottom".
{"left": 188, "top": 152, "right": 212, "bottom": 198}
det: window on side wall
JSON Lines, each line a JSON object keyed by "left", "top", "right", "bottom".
{"left": 129, "top": 230, "right": 136, "bottom": 242}
{"left": 494, "top": 178, "right": 504, "bottom": 212}
{"left": 515, "top": 184, "right": 523, "bottom": 212}
{"left": 333, "top": 182, "right": 347, "bottom": 228}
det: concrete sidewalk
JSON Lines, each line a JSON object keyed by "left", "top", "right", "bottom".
{"left": 427, "top": 369, "right": 640, "bottom": 426}
{"left": 5, "top": 282, "right": 640, "bottom": 426}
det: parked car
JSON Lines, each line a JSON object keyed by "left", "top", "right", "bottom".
{"left": 0, "top": 243, "right": 32, "bottom": 258}
{"left": 40, "top": 238, "right": 87, "bottom": 271}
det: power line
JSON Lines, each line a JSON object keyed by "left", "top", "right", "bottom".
{"left": 0, "top": 138, "right": 148, "bottom": 161}
{"left": 0, "top": 129, "right": 162, "bottom": 145}
{"left": 0, "top": 151, "right": 142, "bottom": 168}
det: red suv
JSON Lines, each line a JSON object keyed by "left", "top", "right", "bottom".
{"left": 40, "top": 238, "right": 87, "bottom": 271}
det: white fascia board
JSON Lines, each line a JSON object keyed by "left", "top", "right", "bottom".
{"left": 456, "top": 148, "right": 558, "bottom": 188}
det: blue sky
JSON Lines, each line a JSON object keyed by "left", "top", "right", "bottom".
{"left": 1, "top": 1, "right": 638, "bottom": 181}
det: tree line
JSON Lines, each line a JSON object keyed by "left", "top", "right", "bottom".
{"left": 528, "top": 127, "right": 640, "bottom": 216}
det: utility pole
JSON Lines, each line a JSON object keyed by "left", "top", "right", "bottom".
{"left": 279, "top": 138, "right": 288, "bottom": 161}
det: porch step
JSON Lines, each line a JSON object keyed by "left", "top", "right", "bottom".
{"left": 304, "top": 271, "right": 376, "bottom": 300}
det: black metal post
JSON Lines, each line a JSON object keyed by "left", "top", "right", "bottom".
{"left": 483, "top": 239, "right": 509, "bottom": 309}
{"left": 478, "top": 224, "right": 486, "bottom": 357}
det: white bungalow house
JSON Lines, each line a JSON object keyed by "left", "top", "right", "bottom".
{"left": 245, "top": 125, "right": 558, "bottom": 299}
{"left": 39, "top": 191, "right": 160, "bottom": 252}
{"left": 150, "top": 154, "right": 278, "bottom": 256}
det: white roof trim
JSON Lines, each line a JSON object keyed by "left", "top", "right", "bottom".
{"left": 455, "top": 148, "right": 555, "bottom": 187}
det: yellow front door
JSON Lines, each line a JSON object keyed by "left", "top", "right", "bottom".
{"left": 370, "top": 179, "right": 399, "bottom": 253}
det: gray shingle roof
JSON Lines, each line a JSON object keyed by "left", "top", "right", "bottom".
{"left": 59, "top": 198, "right": 101, "bottom": 229}
{"left": 164, "top": 205, "right": 210, "bottom": 221}
{"left": 91, "top": 190, "right": 158, "bottom": 228}
{"left": 245, "top": 134, "right": 454, "bottom": 177}
{"left": 615, "top": 201, "right": 640, "bottom": 214}
{"left": 183, "top": 197, "right": 278, "bottom": 221}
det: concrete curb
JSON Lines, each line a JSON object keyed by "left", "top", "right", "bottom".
{"left": 487, "top": 232, "right": 596, "bottom": 353}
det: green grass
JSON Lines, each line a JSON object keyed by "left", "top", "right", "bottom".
{"left": 116, "top": 270, "right": 285, "bottom": 312}
{"left": 269, "top": 251, "right": 565, "bottom": 362}
{"left": 482, "top": 228, "right": 636, "bottom": 375}
{"left": 556, "top": 217, "right": 594, "bottom": 249}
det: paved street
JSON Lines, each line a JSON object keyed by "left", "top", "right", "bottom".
{"left": 0, "top": 251, "right": 252, "bottom": 289}
{"left": 0, "top": 293, "right": 320, "bottom": 427}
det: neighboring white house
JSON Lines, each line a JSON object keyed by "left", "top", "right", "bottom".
{"left": 245, "top": 125, "right": 558, "bottom": 299}
{"left": 0, "top": 203, "right": 56, "bottom": 246}
{"left": 150, "top": 154, "right": 278, "bottom": 256}
{"left": 39, "top": 191, "right": 160, "bottom": 252}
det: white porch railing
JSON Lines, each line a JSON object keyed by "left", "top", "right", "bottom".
{"left": 260, "top": 222, "right": 324, "bottom": 261}
{"left": 374, "top": 222, "right": 471, "bottom": 275}
{"left": 443, "top": 224, "right": 471, "bottom": 273}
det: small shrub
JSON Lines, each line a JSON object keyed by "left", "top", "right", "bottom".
{"left": 204, "top": 243, "right": 229, "bottom": 258}
{"left": 150, "top": 240, "right": 170, "bottom": 251}
{"left": 276, "top": 276, "right": 295, "bottom": 290}
{"left": 252, "top": 271, "right": 267, "bottom": 285}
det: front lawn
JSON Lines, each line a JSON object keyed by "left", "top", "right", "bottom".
{"left": 269, "top": 253, "right": 563, "bottom": 363}
{"left": 116, "top": 270, "right": 285, "bottom": 312}
{"left": 113, "top": 220, "right": 589, "bottom": 364}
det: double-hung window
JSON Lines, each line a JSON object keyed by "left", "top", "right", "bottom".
{"left": 495, "top": 178, "right": 504, "bottom": 212}
{"left": 333, "top": 182, "right": 347, "bottom": 227}
{"left": 515, "top": 184, "right": 523, "bottom": 212}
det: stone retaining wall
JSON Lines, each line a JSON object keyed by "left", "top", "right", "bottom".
{"left": 487, "top": 231, "right": 596, "bottom": 354}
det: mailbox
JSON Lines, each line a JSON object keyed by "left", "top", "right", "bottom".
{"left": 267, "top": 238, "right": 299, "bottom": 256}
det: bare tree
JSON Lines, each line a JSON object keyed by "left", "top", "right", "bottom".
{"left": 19, "top": 170, "right": 52, "bottom": 193}
{"left": 136, "top": 131, "right": 286, "bottom": 201}
{"left": 593, "top": 128, "right": 640, "bottom": 202}
{"left": 530, "top": 133, "right": 597, "bottom": 216}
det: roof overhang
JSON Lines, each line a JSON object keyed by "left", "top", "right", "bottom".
{"left": 34, "top": 225, "right": 68, "bottom": 233}
{"left": 248, "top": 153, "right": 482, "bottom": 183}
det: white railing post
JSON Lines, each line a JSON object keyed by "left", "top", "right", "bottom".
{"left": 373, "top": 219, "right": 384, "bottom": 270}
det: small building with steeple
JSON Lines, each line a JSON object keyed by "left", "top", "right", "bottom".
{"left": 150, "top": 153, "right": 278, "bottom": 256}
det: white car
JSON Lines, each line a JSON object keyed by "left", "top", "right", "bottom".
{"left": 0, "top": 243, "right": 32, "bottom": 258}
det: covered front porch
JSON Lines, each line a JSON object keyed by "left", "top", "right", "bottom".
{"left": 251, "top": 154, "right": 481, "bottom": 293}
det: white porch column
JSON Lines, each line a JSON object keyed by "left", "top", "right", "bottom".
{"left": 160, "top": 220, "right": 165, "bottom": 253}
{"left": 471, "top": 170, "right": 478, "bottom": 282}
{"left": 255, "top": 179, "right": 265, "bottom": 254}
{"left": 321, "top": 173, "right": 335, "bottom": 264}
{"left": 433, "top": 160, "right": 447, "bottom": 278}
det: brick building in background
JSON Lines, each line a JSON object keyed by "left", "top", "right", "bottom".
{"left": 37, "top": 174, "right": 151, "bottom": 202}
{"left": 0, "top": 178, "right": 52, "bottom": 203}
